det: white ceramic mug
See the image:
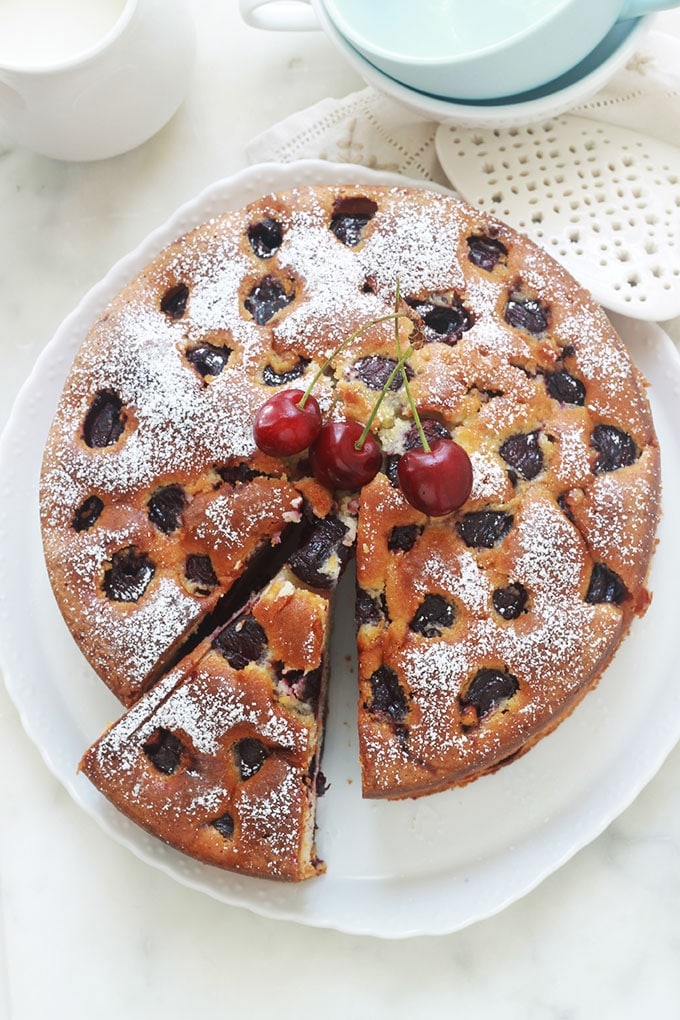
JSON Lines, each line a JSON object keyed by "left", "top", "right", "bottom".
{"left": 240, "top": 0, "right": 678, "bottom": 99}
{"left": 0, "top": 0, "right": 195, "bottom": 161}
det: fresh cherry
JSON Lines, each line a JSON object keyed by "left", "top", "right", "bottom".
{"left": 253, "top": 388, "right": 322, "bottom": 457}
{"left": 397, "top": 438, "right": 473, "bottom": 516}
{"left": 309, "top": 420, "right": 382, "bottom": 490}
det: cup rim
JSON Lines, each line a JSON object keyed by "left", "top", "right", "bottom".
{"left": 0, "top": 0, "right": 136, "bottom": 75}
{"left": 323, "top": 0, "right": 594, "bottom": 68}
{"left": 316, "top": 3, "right": 651, "bottom": 119}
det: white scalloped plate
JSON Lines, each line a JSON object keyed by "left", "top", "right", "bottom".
{"left": 1, "top": 161, "right": 680, "bottom": 938}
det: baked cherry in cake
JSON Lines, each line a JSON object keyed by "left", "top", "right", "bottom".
{"left": 41, "top": 183, "right": 660, "bottom": 876}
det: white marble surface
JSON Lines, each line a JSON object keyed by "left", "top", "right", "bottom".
{"left": 2, "top": 4, "right": 680, "bottom": 1018}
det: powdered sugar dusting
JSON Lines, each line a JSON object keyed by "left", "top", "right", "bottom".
{"left": 377, "top": 492, "right": 624, "bottom": 784}
{"left": 197, "top": 492, "right": 252, "bottom": 548}
{"left": 43, "top": 183, "right": 659, "bottom": 820}
{"left": 512, "top": 494, "right": 583, "bottom": 595}
{"left": 552, "top": 418, "right": 592, "bottom": 485}
{"left": 360, "top": 195, "right": 467, "bottom": 297}
{"left": 236, "top": 768, "right": 304, "bottom": 860}
{"left": 91, "top": 670, "right": 179, "bottom": 773}
{"left": 577, "top": 465, "right": 658, "bottom": 572}
{"left": 274, "top": 209, "right": 375, "bottom": 349}
{"left": 468, "top": 450, "right": 510, "bottom": 502}
{"left": 44, "top": 312, "right": 260, "bottom": 505}
{"left": 88, "top": 654, "right": 308, "bottom": 794}
{"left": 81, "top": 576, "right": 203, "bottom": 690}
{"left": 568, "top": 315, "right": 630, "bottom": 384}
{"left": 420, "top": 545, "right": 491, "bottom": 616}
{"left": 148, "top": 665, "right": 301, "bottom": 756}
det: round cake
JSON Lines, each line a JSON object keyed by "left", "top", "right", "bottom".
{"left": 40, "top": 184, "right": 661, "bottom": 879}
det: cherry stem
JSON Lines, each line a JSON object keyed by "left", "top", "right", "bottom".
{"left": 393, "top": 278, "right": 430, "bottom": 453}
{"left": 298, "top": 312, "right": 410, "bottom": 409}
{"left": 354, "top": 344, "right": 415, "bottom": 450}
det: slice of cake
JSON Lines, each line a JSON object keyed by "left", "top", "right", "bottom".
{"left": 79, "top": 508, "right": 355, "bottom": 880}
{"left": 41, "top": 415, "right": 310, "bottom": 707}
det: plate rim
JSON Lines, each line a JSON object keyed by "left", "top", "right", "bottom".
{"left": 1, "top": 160, "right": 679, "bottom": 938}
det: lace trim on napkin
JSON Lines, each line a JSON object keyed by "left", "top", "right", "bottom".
{"left": 248, "top": 88, "right": 449, "bottom": 185}
{"left": 247, "top": 30, "right": 680, "bottom": 180}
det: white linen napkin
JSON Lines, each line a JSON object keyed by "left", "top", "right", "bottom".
{"left": 246, "top": 28, "right": 680, "bottom": 345}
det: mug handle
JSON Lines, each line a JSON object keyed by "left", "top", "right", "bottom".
{"left": 619, "top": 0, "right": 680, "bottom": 16}
{"left": 238, "top": 0, "right": 320, "bottom": 31}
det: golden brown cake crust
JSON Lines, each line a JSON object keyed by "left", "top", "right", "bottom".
{"left": 79, "top": 565, "right": 330, "bottom": 881}
{"left": 42, "top": 184, "right": 660, "bottom": 870}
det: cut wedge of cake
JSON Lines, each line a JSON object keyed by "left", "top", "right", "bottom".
{"left": 79, "top": 509, "right": 355, "bottom": 880}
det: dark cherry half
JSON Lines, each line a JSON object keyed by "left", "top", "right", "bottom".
{"left": 467, "top": 235, "right": 508, "bottom": 271}
{"left": 143, "top": 728, "right": 185, "bottom": 775}
{"left": 403, "top": 419, "right": 451, "bottom": 451}
{"left": 591, "top": 424, "right": 637, "bottom": 473}
{"left": 160, "top": 283, "right": 189, "bottom": 319}
{"left": 545, "top": 368, "right": 585, "bottom": 406}
{"left": 368, "top": 665, "right": 408, "bottom": 722}
{"left": 289, "top": 515, "right": 351, "bottom": 590}
{"left": 388, "top": 524, "right": 422, "bottom": 553}
{"left": 407, "top": 294, "right": 474, "bottom": 343}
{"left": 72, "top": 494, "right": 104, "bottom": 532}
{"left": 216, "top": 462, "right": 261, "bottom": 485}
{"left": 492, "top": 582, "right": 528, "bottom": 620}
{"left": 262, "top": 357, "right": 310, "bottom": 386}
{"left": 212, "top": 615, "right": 267, "bottom": 670}
{"left": 460, "top": 667, "right": 519, "bottom": 720}
{"left": 499, "top": 430, "right": 544, "bottom": 480}
{"left": 103, "top": 547, "right": 155, "bottom": 602}
{"left": 186, "top": 343, "right": 232, "bottom": 378}
{"left": 330, "top": 196, "right": 378, "bottom": 247}
{"left": 211, "top": 812, "right": 235, "bottom": 839}
{"left": 409, "top": 594, "right": 455, "bottom": 637}
{"left": 355, "top": 588, "right": 386, "bottom": 627}
{"left": 585, "top": 563, "right": 627, "bottom": 604}
{"left": 247, "top": 217, "right": 283, "bottom": 258}
{"left": 185, "top": 554, "right": 218, "bottom": 594}
{"left": 234, "top": 738, "right": 269, "bottom": 780}
{"left": 83, "top": 390, "right": 126, "bottom": 449}
{"left": 148, "top": 484, "right": 186, "bottom": 534}
{"left": 244, "top": 275, "right": 294, "bottom": 325}
{"left": 355, "top": 355, "right": 412, "bottom": 391}
{"left": 457, "top": 510, "right": 513, "bottom": 548}
{"left": 505, "top": 296, "right": 549, "bottom": 334}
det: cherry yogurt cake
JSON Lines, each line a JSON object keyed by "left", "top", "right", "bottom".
{"left": 40, "top": 183, "right": 661, "bottom": 878}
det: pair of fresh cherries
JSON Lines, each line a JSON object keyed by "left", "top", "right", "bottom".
{"left": 253, "top": 315, "right": 473, "bottom": 517}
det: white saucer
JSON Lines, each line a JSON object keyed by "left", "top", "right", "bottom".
{"left": 2, "top": 161, "right": 680, "bottom": 938}
{"left": 317, "top": 2, "right": 653, "bottom": 128}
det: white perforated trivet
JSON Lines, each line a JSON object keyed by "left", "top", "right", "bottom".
{"left": 436, "top": 115, "right": 680, "bottom": 320}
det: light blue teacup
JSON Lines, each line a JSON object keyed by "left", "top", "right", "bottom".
{"left": 240, "top": 0, "right": 679, "bottom": 100}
